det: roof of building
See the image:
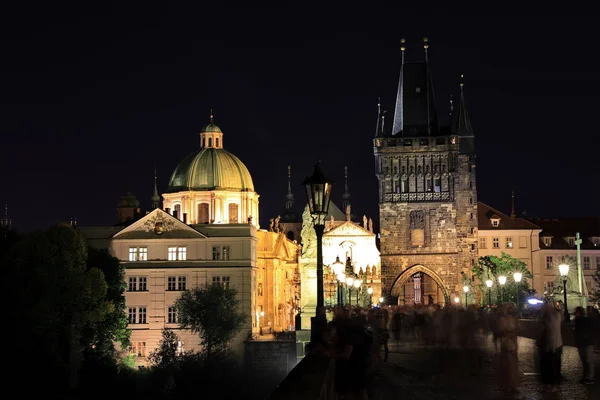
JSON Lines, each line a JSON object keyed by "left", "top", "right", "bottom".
{"left": 166, "top": 147, "right": 254, "bottom": 192}
{"left": 201, "top": 122, "right": 222, "bottom": 133}
{"left": 477, "top": 202, "right": 540, "bottom": 230}
{"left": 527, "top": 217, "right": 600, "bottom": 250}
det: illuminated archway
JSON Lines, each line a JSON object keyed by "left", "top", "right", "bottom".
{"left": 390, "top": 265, "right": 450, "bottom": 305}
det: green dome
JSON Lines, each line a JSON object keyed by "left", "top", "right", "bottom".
{"left": 167, "top": 148, "right": 254, "bottom": 192}
{"left": 201, "top": 122, "right": 222, "bottom": 133}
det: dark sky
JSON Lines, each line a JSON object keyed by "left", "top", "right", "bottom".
{"left": 2, "top": 3, "right": 599, "bottom": 232}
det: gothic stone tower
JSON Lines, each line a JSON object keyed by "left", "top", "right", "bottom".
{"left": 373, "top": 39, "right": 477, "bottom": 305}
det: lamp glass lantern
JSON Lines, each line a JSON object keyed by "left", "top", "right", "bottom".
{"left": 513, "top": 272, "right": 523, "bottom": 283}
{"left": 498, "top": 275, "right": 507, "bottom": 285}
{"left": 331, "top": 256, "right": 344, "bottom": 275}
{"left": 302, "top": 162, "right": 333, "bottom": 221}
{"left": 367, "top": 287, "right": 373, "bottom": 295}
{"left": 558, "top": 264, "right": 569, "bottom": 277}
{"left": 463, "top": 285, "right": 470, "bottom": 293}
{"left": 485, "top": 279, "right": 493, "bottom": 288}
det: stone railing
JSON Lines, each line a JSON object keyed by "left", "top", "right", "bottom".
{"left": 267, "top": 352, "right": 335, "bottom": 400}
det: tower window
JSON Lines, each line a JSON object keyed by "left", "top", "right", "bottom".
{"left": 216, "top": 138, "right": 219, "bottom": 147}
{"left": 228, "top": 203, "right": 239, "bottom": 223}
{"left": 208, "top": 137, "right": 212, "bottom": 147}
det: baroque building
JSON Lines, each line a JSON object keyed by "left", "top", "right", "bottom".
{"left": 79, "top": 115, "right": 299, "bottom": 366}
{"left": 374, "top": 39, "right": 478, "bottom": 305}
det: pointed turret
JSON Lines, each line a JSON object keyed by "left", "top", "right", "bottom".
{"left": 455, "top": 74, "right": 474, "bottom": 137}
{"left": 151, "top": 167, "right": 161, "bottom": 209}
{"left": 391, "top": 37, "right": 440, "bottom": 136}
{"left": 342, "top": 166, "right": 351, "bottom": 212}
{"left": 200, "top": 110, "right": 224, "bottom": 149}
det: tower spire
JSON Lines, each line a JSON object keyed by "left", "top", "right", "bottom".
{"left": 424, "top": 37, "right": 430, "bottom": 135}
{"left": 151, "top": 166, "right": 161, "bottom": 209}
{"left": 511, "top": 190, "right": 516, "bottom": 218}
{"left": 210, "top": 108, "right": 214, "bottom": 123}
{"left": 285, "top": 165, "right": 294, "bottom": 210}
{"left": 1, "top": 204, "right": 10, "bottom": 230}
{"left": 423, "top": 36, "right": 429, "bottom": 62}
{"left": 455, "top": 74, "right": 474, "bottom": 136}
{"left": 375, "top": 97, "right": 381, "bottom": 136}
{"left": 342, "top": 166, "right": 351, "bottom": 212}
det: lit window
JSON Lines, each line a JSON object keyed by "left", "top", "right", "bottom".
{"left": 223, "top": 246, "right": 230, "bottom": 260}
{"left": 129, "top": 248, "right": 138, "bottom": 261}
{"left": 567, "top": 237, "right": 575, "bottom": 247}
{"left": 177, "top": 247, "right": 186, "bottom": 260}
{"left": 491, "top": 219, "right": 500, "bottom": 227}
{"left": 492, "top": 237, "right": 500, "bottom": 249}
{"left": 543, "top": 237, "right": 552, "bottom": 247}
{"left": 506, "top": 237, "right": 513, "bottom": 249}
{"left": 546, "top": 256, "right": 553, "bottom": 270}
{"left": 168, "top": 247, "right": 177, "bottom": 261}
{"left": 583, "top": 256, "right": 590, "bottom": 270}
{"left": 131, "top": 341, "right": 146, "bottom": 357}
{"left": 222, "top": 276, "right": 230, "bottom": 289}
{"left": 138, "top": 248, "right": 148, "bottom": 261}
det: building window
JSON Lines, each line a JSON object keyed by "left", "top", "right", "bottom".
{"left": 546, "top": 256, "right": 553, "bottom": 270}
{"left": 131, "top": 341, "right": 146, "bottom": 357}
{"left": 198, "top": 203, "right": 209, "bottom": 224}
{"left": 583, "top": 256, "right": 590, "bottom": 270}
{"left": 128, "top": 307, "right": 136, "bottom": 324}
{"left": 212, "top": 276, "right": 230, "bottom": 288}
{"left": 433, "top": 176, "right": 441, "bottom": 192}
{"left": 592, "top": 237, "right": 600, "bottom": 247}
{"left": 228, "top": 203, "right": 239, "bottom": 223}
{"left": 168, "top": 306, "right": 178, "bottom": 324}
{"left": 212, "top": 246, "right": 221, "bottom": 260}
{"left": 470, "top": 244, "right": 475, "bottom": 252}
{"left": 492, "top": 237, "right": 500, "bottom": 249}
{"left": 168, "top": 247, "right": 177, "bottom": 261}
{"left": 543, "top": 237, "right": 552, "bottom": 247}
{"left": 506, "top": 237, "right": 513, "bottom": 249}
{"left": 139, "top": 307, "right": 147, "bottom": 324}
{"left": 128, "top": 277, "right": 137, "bottom": 291}
{"left": 491, "top": 219, "right": 499, "bottom": 227}
{"left": 138, "top": 248, "right": 148, "bottom": 261}
{"left": 168, "top": 276, "right": 177, "bottom": 291}
{"left": 223, "top": 246, "right": 230, "bottom": 260}
{"left": 139, "top": 277, "right": 147, "bottom": 291}
{"left": 425, "top": 176, "right": 432, "bottom": 192}
{"left": 479, "top": 237, "right": 487, "bottom": 249}
{"left": 567, "top": 237, "right": 575, "bottom": 247}
{"left": 518, "top": 236, "right": 527, "bottom": 248}
{"left": 178, "top": 276, "right": 187, "bottom": 291}
{"left": 129, "top": 248, "right": 137, "bottom": 261}
{"left": 544, "top": 281, "right": 554, "bottom": 294}
{"left": 177, "top": 247, "right": 187, "bottom": 260}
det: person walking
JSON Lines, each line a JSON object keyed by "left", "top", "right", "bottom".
{"left": 496, "top": 304, "right": 519, "bottom": 394}
{"left": 537, "top": 301, "right": 564, "bottom": 393}
{"left": 573, "top": 306, "right": 595, "bottom": 384}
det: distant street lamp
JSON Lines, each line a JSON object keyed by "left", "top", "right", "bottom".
{"left": 513, "top": 271, "right": 523, "bottom": 315}
{"left": 485, "top": 279, "right": 493, "bottom": 306}
{"left": 454, "top": 296, "right": 460, "bottom": 304}
{"left": 331, "top": 256, "right": 344, "bottom": 306}
{"left": 353, "top": 278, "right": 362, "bottom": 306}
{"left": 302, "top": 162, "right": 333, "bottom": 310}
{"left": 559, "top": 263, "right": 570, "bottom": 322}
{"left": 367, "top": 287, "right": 374, "bottom": 307}
{"left": 498, "top": 275, "right": 507, "bottom": 303}
{"left": 379, "top": 296, "right": 384, "bottom": 305}
{"left": 463, "top": 285, "right": 470, "bottom": 307}
{"left": 346, "top": 276, "right": 354, "bottom": 305}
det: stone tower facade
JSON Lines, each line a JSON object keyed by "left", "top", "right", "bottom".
{"left": 374, "top": 42, "right": 478, "bottom": 305}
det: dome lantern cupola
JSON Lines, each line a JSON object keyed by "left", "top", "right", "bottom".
{"left": 200, "top": 112, "right": 224, "bottom": 149}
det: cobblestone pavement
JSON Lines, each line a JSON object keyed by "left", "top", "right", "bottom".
{"left": 371, "top": 335, "right": 599, "bottom": 400}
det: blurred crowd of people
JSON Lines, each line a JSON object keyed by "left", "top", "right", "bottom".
{"left": 309, "top": 301, "right": 600, "bottom": 399}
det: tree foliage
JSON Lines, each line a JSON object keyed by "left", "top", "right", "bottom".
{"left": 175, "top": 284, "right": 246, "bottom": 360}
{"left": 148, "top": 328, "right": 181, "bottom": 368}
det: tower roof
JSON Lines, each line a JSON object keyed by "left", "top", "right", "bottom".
{"left": 392, "top": 61, "right": 439, "bottom": 136}
{"left": 453, "top": 75, "right": 474, "bottom": 136}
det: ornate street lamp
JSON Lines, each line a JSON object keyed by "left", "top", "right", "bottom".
{"left": 513, "top": 271, "right": 523, "bottom": 315}
{"left": 331, "top": 256, "right": 344, "bottom": 306}
{"left": 463, "top": 285, "right": 470, "bottom": 307}
{"left": 485, "top": 279, "right": 493, "bottom": 306}
{"left": 559, "top": 263, "right": 570, "bottom": 322}
{"left": 498, "top": 275, "right": 507, "bottom": 303}
{"left": 302, "top": 162, "right": 333, "bottom": 310}
{"left": 353, "top": 277, "right": 362, "bottom": 306}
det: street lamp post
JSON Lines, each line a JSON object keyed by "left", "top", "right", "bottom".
{"left": 346, "top": 276, "right": 354, "bottom": 305}
{"left": 463, "top": 285, "right": 469, "bottom": 307}
{"left": 353, "top": 277, "right": 362, "bottom": 306}
{"left": 498, "top": 275, "right": 507, "bottom": 303}
{"left": 302, "top": 162, "right": 333, "bottom": 310}
{"left": 513, "top": 271, "right": 523, "bottom": 315}
{"left": 485, "top": 279, "right": 493, "bottom": 306}
{"left": 559, "top": 264, "right": 570, "bottom": 322}
{"left": 367, "top": 287, "right": 373, "bottom": 307}
{"left": 331, "top": 256, "right": 344, "bottom": 306}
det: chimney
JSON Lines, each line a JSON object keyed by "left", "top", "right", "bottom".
{"left": 165, "top": 207, "right": 171, "bottom": 215}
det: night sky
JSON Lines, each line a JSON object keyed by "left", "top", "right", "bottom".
{"left": 2, "top": 4, "right": 599, "bottom": 233}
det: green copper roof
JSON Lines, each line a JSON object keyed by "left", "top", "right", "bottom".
{"left": 167, "top": 148, "right": 254, "bottom": 192}
{"left": 201, "top": 122, "right": 222, "bottom": 133}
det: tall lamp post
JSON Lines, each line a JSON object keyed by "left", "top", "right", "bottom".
{"left": 463, "top": 285, "right": 470, "bottom": 307}
{"left": 498, "top": 275, "right": 507, "bottom": 303}
{"left": 559, "top": 263, "right": 570, "bottom": 322}
{"left": 485, "top": 279, "right": 493, "bottom": 306}
{"left": 513, "top": 271, "right": 523, "bottom": 315}
{"left": 353, "top": 277, "right": 362, "bottom": 306}
{"left": 367, "top": 287, "right": 374, "bottom": 307}
{"left": 302, "top": 162, "right": 333, "bottom": 311}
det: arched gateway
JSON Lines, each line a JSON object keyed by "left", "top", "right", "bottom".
{"left": 390, "top": 265, "right": 450, "bottom": 305}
